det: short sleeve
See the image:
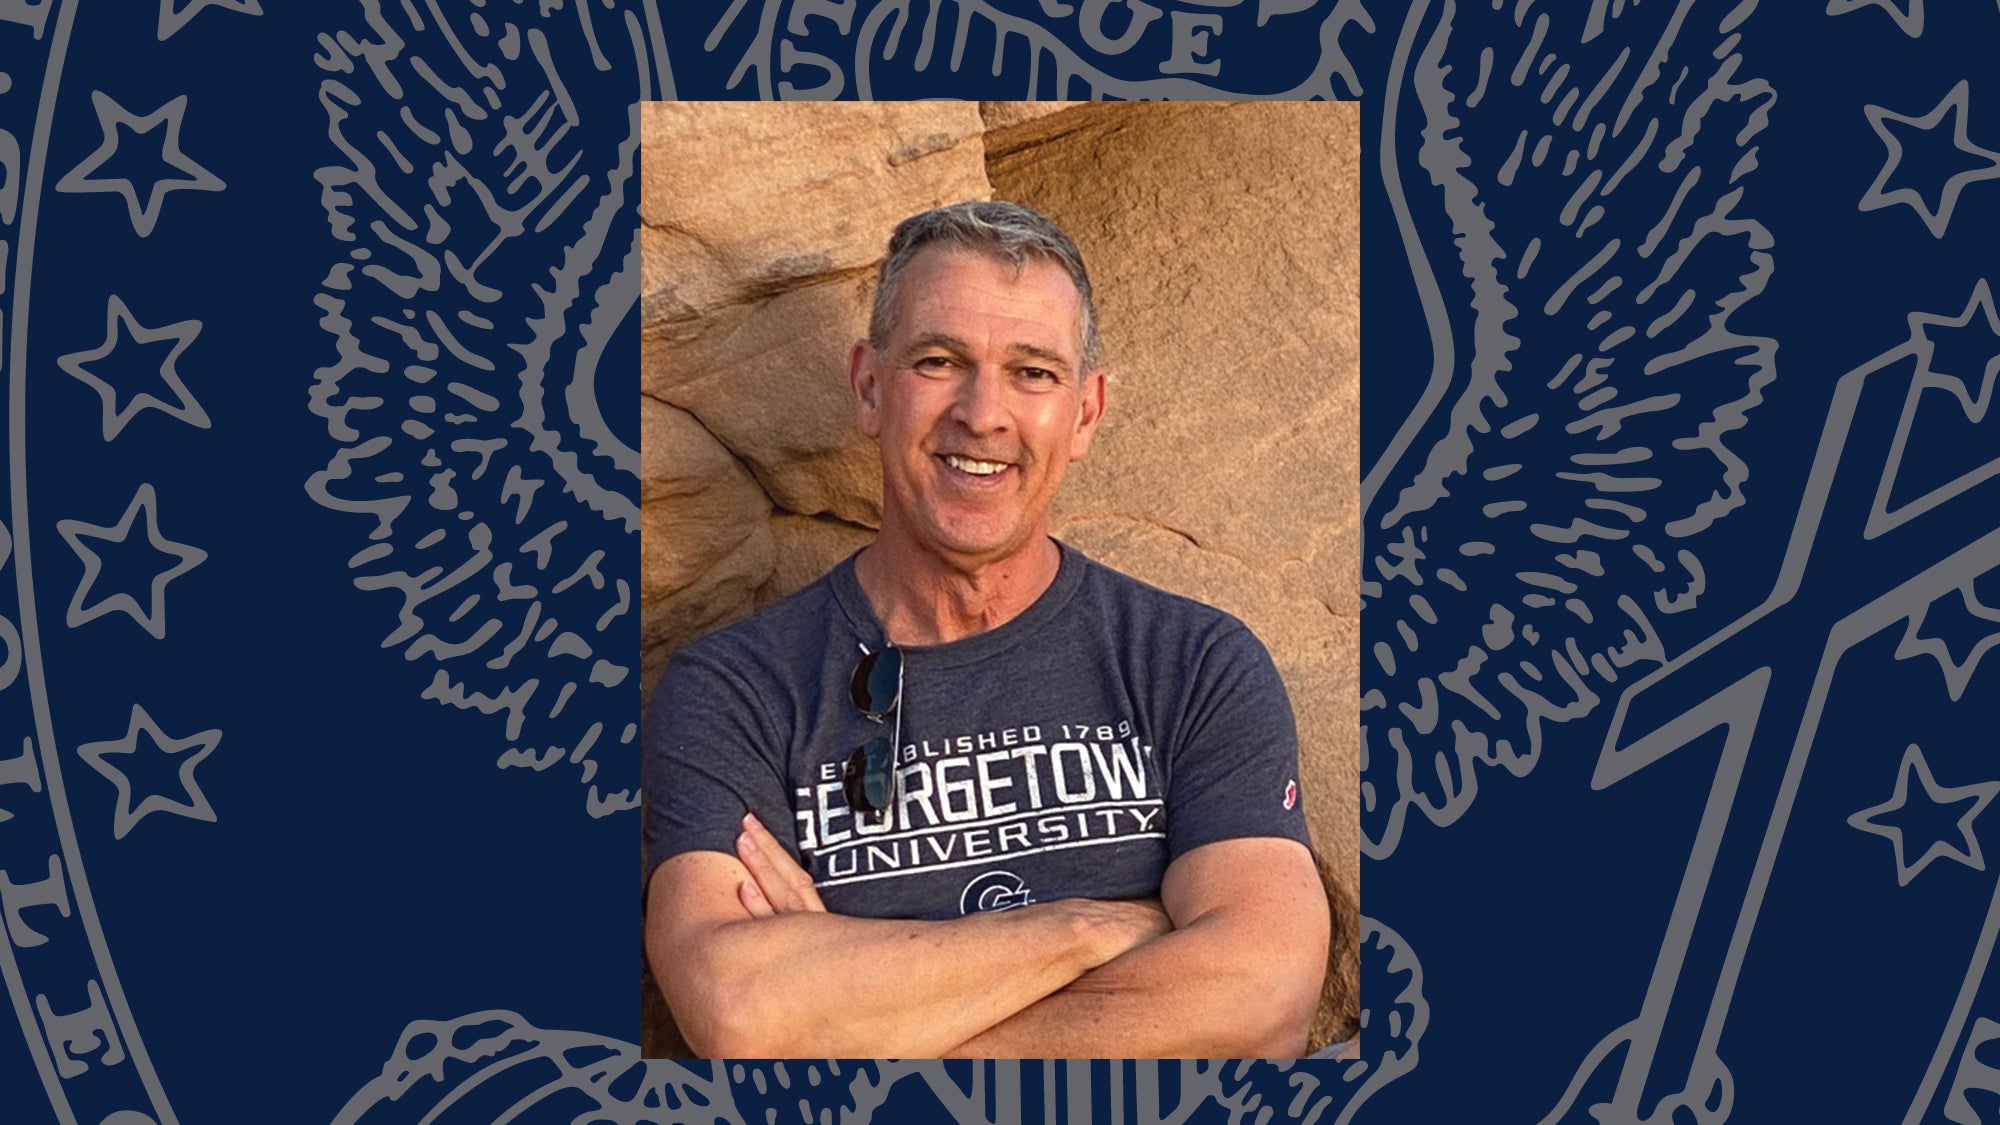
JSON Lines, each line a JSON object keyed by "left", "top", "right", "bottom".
{"left": 1163, "top": 624, "right": 1314, "bottom": 861}
{"left": 641, "top": 645, "right": 795, "bottom": 888}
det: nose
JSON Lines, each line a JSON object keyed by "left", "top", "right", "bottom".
{"left": 948, "top": 365, "right": 1011, "bottom": 435}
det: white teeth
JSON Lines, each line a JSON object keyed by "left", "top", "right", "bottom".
{"left": 944, "top": 455, "right": 1009, "bottom": 476}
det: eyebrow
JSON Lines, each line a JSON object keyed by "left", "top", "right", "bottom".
{"left": 902, "top": 332, "right": 1074, "bottom": 373}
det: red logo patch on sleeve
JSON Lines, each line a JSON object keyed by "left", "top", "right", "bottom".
{"left": 1283, "top": 779, "right": 1298, "bottom": 810}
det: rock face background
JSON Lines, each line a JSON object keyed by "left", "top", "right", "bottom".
{"left": 641, "top": 100, "right": 1358, "bottom": 1054}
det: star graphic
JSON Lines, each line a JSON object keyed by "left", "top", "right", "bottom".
{"left": 1859, "top": 80, "right": 2000, "bottom": 238}
{"left": 57, "top": 295, "right": 210, "bottom": 441}
{"left": 1826, "top": 0, "right": 1922, "bottom": 38}
{"left": 76, "top": 704, "right": 219, "bottom": 838}
{"left": 57, "top": 483, "right": 207, "bottom": 640}
{"left": 1850, "top": 745, "right": 2000, "bottom": 885}
{"left": 157, "top": 0, "right": 262, "bottom": 42}
{"left": 1896, "top": 583, "right": 2000, "bottom": 700}
{"left": 1905, "top": 278, "right": 2000, "bottom": 421}
{"left": 54, "top": 91, "right": 225, "bottom": 238}
{"left": 1869, "top": 280, "right": 2000, "bottom": 535}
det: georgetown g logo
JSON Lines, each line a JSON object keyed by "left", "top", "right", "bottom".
{"left": 960, "top": 870, "right": 1035, "bottom": 915}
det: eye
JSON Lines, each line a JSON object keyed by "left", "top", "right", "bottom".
{"left": 914, "top": 355, "right": 956, "bottom": 373}
{"left": 1019, "top": 367, "right": 1059, "bottom": 383}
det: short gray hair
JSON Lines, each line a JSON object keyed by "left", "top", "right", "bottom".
{"left": 868, "top": 200, "right": 1103, "bottom": 372}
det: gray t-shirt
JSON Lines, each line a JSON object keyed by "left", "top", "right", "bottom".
{"left": 642, "top": 541, "right": 1311, "bottom": 920}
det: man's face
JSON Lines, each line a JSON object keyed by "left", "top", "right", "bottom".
{"left": 851, "top": 247, "right": 1107, "bottom": 568}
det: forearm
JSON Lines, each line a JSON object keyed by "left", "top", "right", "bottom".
{"left": 948, "top": 906, "right": 1327, "bottom": 1058}
{"left": 657, "top": 899, "right": 1142, "bottom": 1058}
{"left": 970, "top": 839, "right": 1333, "bottom": 1058}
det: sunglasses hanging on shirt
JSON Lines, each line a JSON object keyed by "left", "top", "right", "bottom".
{"left": 844, "top": 643, "right": 903, "bottom": 818}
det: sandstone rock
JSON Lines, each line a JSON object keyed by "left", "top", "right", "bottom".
{"left": 648, "top": 272, "right": 885, "bottom": 527}
{"left": 979, "top": 101, "right": 1091, "bottom": 147}
{"left": 988, "top": 102, "right": 1361, "bottom": 620}
{"left": 641, "top": 527, "right": 771, "bottom": 683}
{"left": 640, "top": 397, "right": 773, "bottom": 703}
{"left": 640, "top": 101, "right": 989, "bottom": 324}
{"left": 758, "top": 513, "right": 878, "bottom": 608}
{"left": 640, "top": 397, "right": 773, "bottom": 595}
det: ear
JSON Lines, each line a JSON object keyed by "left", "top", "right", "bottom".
{"left": 847, "top": 339, "right": 883, "bottom": 439}
{"left": 1069, "top": 367, "right": 1109, "bottom": 461}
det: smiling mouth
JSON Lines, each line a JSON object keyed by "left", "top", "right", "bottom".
{"left": 939, "top": 453, "right": 1014, "bottom": 479}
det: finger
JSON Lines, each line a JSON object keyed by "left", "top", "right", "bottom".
{"left": 740, "top": 814, "right": 806, "bottom": 894}
{"left": 738, "top": 878, "right": 774, "bottom": 919}
{"left": 737, "top": 823, "right": 808, "bottom": 912}
{"left": 743, "top": 814, "right": 814, "bottom": 893}
{"left": 744, "top": 814, "right": 826, "bottom": 911}
{"left": 790, "top": 869, "right": 827, "bottom": 913}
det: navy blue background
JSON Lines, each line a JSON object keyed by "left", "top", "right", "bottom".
{"left": 2, "top": 1, "right": 1994, "bottom": 1123}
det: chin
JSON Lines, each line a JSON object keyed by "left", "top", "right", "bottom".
{"left": 923, "top": 522, "right": 1025, "bottom": 563}
{"left": 929, "top": 535, "right": 1012, "bottom": 562}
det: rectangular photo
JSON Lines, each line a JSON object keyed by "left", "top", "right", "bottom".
{"left": 637, "top": 100, "right": 1357, "bottom": 1059}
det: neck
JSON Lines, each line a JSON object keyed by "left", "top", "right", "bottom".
{"left": 853, "top": 531, "right": 1061, "bottom": 646}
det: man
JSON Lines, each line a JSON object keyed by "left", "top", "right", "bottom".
{"left": 643, "top": 200, "right": 1328, "bottom": 1058}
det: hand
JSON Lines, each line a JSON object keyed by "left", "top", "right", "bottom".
{"left": 1065, "top": 897, "right": 1173, "bottom": 965}
{"left": 735, "top": 813, "right": 827, "bottom": 917}
{"left": 1106, "top": 897, "right": 1173, "bottom": 944}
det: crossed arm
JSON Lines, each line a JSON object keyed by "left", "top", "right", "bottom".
{"left": 644, "top": 815, "right": 1329, "bottom": 1058}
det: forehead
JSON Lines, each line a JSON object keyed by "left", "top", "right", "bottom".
{"left": 885, "top": 248, "right": 1084, "bottom": 357}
